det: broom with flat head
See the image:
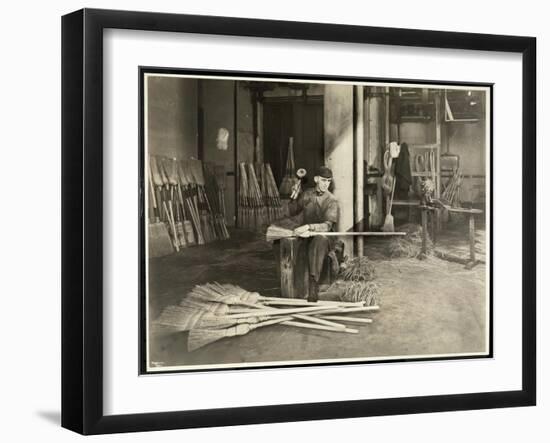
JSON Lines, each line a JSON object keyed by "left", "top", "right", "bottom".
{"left": 265, "top": 225, "right": 406, "bottom": 241}
{"left": 188, "top": 316, "right": 293, "bottom": 351}
{"left": 158, "top": 157, "right": 181, "bottom": 251}
{"left": 178, "top": 161, "right": 203, "bottom": 245}
{"left": 147, "top": 159, "right": 173, "bottom": 257}
{"left": 149, "top": 156, "right": 166, "bottom": 222}
{"left": 165, "top": 158, "right": 187, "bottom": 248}
{"left": 185, "top": 159, "right": 209, "bottom": 242}
{"left": 155, "top": 303, "right": 271, "bottom": 332}
{"left": 187, "top": 284, "right": 261, "bottom": 309}
{"left": 189, "top": 159, "right": 217, "bottom": 241}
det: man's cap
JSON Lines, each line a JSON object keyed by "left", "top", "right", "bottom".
{"left": 316, "top": 166, "right": 333, "bottom": 179}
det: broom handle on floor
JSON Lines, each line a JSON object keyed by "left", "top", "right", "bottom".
{"left": 250, "top": 316, "right": 294, "bottom": 330}
{"left": 291, "top": 314, "right": 346, "bottom": 330}
{"left": 315, "top": 306, "right": 379, "bottom": 315}
{"left": 282, "top": 320, "right": 358, "bottom": 334}
{"left": 318, "top": 315, "right": 373, "bottom": 324}
{"left": 227, "top": 305, "right": 333, "bottom": 319}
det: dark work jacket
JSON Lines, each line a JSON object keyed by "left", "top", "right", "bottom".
{"left": 289, "top": 188, "right": 339, "bottom": 231}
{"left": 394, "top": 143, "right": 412, "bottom": 199}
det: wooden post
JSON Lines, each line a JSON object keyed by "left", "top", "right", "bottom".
{"left": 421, "top": 207, "right": 428, "bottom": 257}
{"left": 366, "top": 87, "right": 384, "bottom": 228}
{"left": 468, "top": 212, "right": 476, "bottom": 266}
{"left": 279, "top": 238, "right": 309, "bottom": 299}
{"left": 325, "top": 84, "right": 355, "bottom": 257}
{"left": 354, "top": 86, "right": 365, "bottom": 257}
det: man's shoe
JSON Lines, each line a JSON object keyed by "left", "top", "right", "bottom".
{"left": 307, "top": 277, "right": 319, "bottom": 303}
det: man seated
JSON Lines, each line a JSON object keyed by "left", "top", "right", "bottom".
{"left": 277, "top": 166, "right": 340, "bottom": 302}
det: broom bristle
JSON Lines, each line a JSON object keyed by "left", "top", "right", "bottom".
{"left": 163, "top": 157, "right": 179, "bottom": 186}
{"left": 149, "top": 156, "right": 164, "bottom": 187}
{"left": 338, "top": 257, "right": 376, "bottom": 282}
{"left": 178, "top": 161, "right": 191, "bottom": 186}
{"left": 154, "top": 305, "right": 207, "bottom": 331}
{"left": 188, "top": 328, "right": 231, "bottom": 351}
{"left": 179, "top": 297, "right": 230, "bottom": 315}
{"left": 188, "top": 159, "right": 205, "bottom": 186}
{"left": 266, "top": 225, "right": 294, "bottom": 241}
{"left": 338, "top": 281, "right": 380, "bottom": 306}
{"left": 188, "top": 323, "right": 251, "bottom": 351}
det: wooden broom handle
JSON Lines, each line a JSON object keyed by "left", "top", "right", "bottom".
{"left": 282, "top": 320, "right": 358, "bottom": 334}
{"left": 250, "top": 316, "right": 293, "bottom": 330}
{"left": 227, "top": 305, "right": 333, "bottom": 319}
{"left": 292, "top": 314, "right": 346, "bottom": 330}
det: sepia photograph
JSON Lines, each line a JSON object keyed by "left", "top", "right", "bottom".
{"left": 142, "top": 70, "right": 491, "bottom": 373}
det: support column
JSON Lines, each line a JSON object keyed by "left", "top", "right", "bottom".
{"left": 366, "top": 87, "right": 385, "bottom": 228}
{"left": 324, "top": 84, "right": 354, "bottom": 257}
{"left": 354, "top": 86, "right": 364, "bottom": 257}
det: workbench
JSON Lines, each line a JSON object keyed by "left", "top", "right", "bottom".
{"left": 420, "top": 205, "right": 483, "bottom": 268}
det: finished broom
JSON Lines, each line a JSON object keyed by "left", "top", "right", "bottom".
{"left": 188, "top": 316, "right": 293, "bottom": 352}
{"left": 178, "top": 160, "right": 204, "bottom": 245}
{"left": 265, "top": 225, "right": 406, "bottom": 241}
{"left": 155, "top": 283, "right": 380, "bottom": 351}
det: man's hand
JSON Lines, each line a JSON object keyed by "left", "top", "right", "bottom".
{"left": 293, "top": 224, "right": 311, "bottom": 237}
{"left": 290, "top": 182, "right": 301, "bottom": 200}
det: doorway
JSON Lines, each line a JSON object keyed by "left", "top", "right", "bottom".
{"left": 263, "top": 97, "right": 324, "bottom": 188}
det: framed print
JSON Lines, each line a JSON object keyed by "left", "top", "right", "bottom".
{"left": 61, "top": 8, "right": 536, "bottom": 435}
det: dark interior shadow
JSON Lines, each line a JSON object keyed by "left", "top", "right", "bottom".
{"left": 36, "top": 410, "right": 61, "bottom": 426}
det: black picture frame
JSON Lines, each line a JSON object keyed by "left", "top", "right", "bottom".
{"left": 62, "top": 8, "right": 536, "bottom": 435}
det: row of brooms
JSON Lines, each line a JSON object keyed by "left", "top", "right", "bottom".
{"left": 237, "top": 162, "right": 284, "bottom": 231}
{"left": 154, "top": 283, "right": 379, "bottom": 351}
{"left": 148, "top": 155, "right": 229, "bottom": 254}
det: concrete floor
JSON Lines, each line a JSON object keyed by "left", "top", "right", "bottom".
{"left": 148, "top": 226, "right": 488, "bottom": 370}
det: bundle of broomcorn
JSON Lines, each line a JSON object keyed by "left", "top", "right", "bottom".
{"left": 265, "top": 225, "right": 294, "bottom": 241}
{"left": 259, "top": 163, "right": 284, "bottom": 223}
{"left": 279, "top": 137, "right": 296, "bottom": 198}
{"left": 323, "top": 256, "right": 380, "bottom": 306}
{"left": 154, "top": 283, "right": 379, "bottom": 352}
{"left": 387, "top": 223, "right": 432, "bottom": 258}
{"left": 237, "top": 162, "right": 277, "bottom": 231}
{"left": 338, "top": 256, "right": 376, "bottom": 282}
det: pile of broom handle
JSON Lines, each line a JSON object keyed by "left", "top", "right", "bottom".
{"left": 228, "top": 302, "right": 378, "bottom": 334}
